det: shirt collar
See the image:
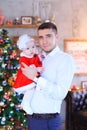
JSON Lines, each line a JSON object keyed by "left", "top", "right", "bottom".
{"left": 42, "top": 46, "right": 60, "bottom": 58}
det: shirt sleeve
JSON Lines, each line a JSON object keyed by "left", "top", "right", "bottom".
{"left": 36, "top": 55, "right": 75, "bottom": 100}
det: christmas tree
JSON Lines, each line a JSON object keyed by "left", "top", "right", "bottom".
{"left": 0, "top": 29, "right": 27, "bottom": 129}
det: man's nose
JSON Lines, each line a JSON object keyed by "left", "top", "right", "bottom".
{"left": 43, "top": 37, "right": 47, "bottom": 43}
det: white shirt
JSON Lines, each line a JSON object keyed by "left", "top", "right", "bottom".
{"left": 31, "top": 46, "right": 75, "bottom": 114}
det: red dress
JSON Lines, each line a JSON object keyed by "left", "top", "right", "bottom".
{"left": 13, "top": 54, "right": 42, "bottom": 89}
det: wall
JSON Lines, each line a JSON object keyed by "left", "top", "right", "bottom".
{"left": 0, "top": 0, "right": 87, "bottom": 122}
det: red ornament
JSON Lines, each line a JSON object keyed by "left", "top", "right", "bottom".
{"left": 0, "top": 39, "right": 3, "bottom": 43}
{"left": 0, "top": 108, "right": 2, "bottom": 113}
{"left": 10, "top": 51, "right": 16, "bottom": 59}
{"left": 6, "top": 72, "right": 10, "bottom": 79}
{"left": 10, "top": 118, "right": 14, "bottom": 122}
{"left": 16, "top": 121, "right": 20, "bottom": 126}
{"left": 4, "top": 95, "right": 9, "bottom": 100}
{"left": 3, "top": 104, "right": 6, "bottom": 108}
{"left": 6, "top": 20, "right": 13, "bottom": 25}
{"left": 71, "top": 85, "right": 77, "bottom": 91}
{"left": 0, "top": 49, "right": 3, "bottom": 54}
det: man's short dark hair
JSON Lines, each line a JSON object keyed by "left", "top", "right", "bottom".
{"left": 38, "top": 22, "right": 57, "bottom": 34}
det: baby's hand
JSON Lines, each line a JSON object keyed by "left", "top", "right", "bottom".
{"left": 37, "top": 67, "right": 44, "bottom": 73}
{"left": 30, "top": 64, "right": 36, "bottom": 68}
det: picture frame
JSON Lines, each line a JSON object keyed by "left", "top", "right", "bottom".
{"left": 64, "top": 39, "right": 87, "bottom": 75}
{"left": 81, "top": 81, "right": 87, "bottom": 89}
{"left": 21, "top": 16, "right": 32, "bottom": 24}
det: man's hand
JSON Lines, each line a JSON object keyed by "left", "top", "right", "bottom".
{"left": 21, "top": 62, "right": 38, "bottom": 81}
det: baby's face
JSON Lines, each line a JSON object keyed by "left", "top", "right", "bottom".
{"left": 23, "top": 42, "right": 37, "bottom": 57}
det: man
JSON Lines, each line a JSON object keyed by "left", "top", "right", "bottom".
{"left": 22, "top": 22, "right": 75, "bottom": 130}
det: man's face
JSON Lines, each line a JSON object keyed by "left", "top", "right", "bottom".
{"left": 38, "top": 29, "right": 58, "bottom": 54}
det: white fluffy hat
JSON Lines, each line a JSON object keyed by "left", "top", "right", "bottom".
{"left": 17, "top": 34, "right": 35, "bottom": 50}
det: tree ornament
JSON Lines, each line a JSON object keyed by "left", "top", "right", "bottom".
{"left": 4, "top": 49, "right": 7, "bottom": 53}
{"left": 2, "top": 98, "right": 6, "bottom": 103}
{"left": 0, "top": 48, "right": 3, "bottom": 54}
{"left": 16, "top": 121, "right": 20, "bottom": 127}
{"left": 3, "top": 104, "right": 6, "bottom": 108}
{"left": 8, "top": 77, "right": 15, "bottom": 86}
{"left": 6, "top": 72, "right": 10, "bottom": 79}
{"left": 2, "top": 80, "right": 7, "bottom": 86}
{"left": 0, "top": 56, "right": 4, "bottom": 62}
{"left": 1, "top": 120, "right": 5, "bottom": 125}
{"left": 0, "top": 38, "right": 3, "bottom": 43}
{"left": 0, "top": 101, "right": 4, "bottom": 106}
{"left": 10, "top": 102, "right": 14, "bottom": 107}
{"left": 10, "top": 118, "right": 14, "bottom": 122}
{"left": 0, "top": 108, "right": 2, "bottom": 113}
{"left": 4, "top": 95, "right": 9, "bottom": 100}
{"left": 1, "top": 62, "right": 7, "bottom": 69}
{"left": 10, "top": 110, "right": 13, "bottom": 114}
{"left": 2, "top": 116, "right": 6, "bottom": 122}
{"left": 0, "top": 86, "right": 3, "bottom": 91}
{"left": 2, "top": 79, "right": 7, "bottom": 85}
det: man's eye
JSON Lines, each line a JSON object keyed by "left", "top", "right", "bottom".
{"left": 47, "top": 34, "right": 52, "bottom": 38}
{"left": 39, "top": 36, "right": 43, "bottom": 40}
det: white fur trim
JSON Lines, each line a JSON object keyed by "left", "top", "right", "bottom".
{"left": 14, "top": 82, "right": 35, "bottom": 94}
{"left": 17, "top": 34, "right": 34, "bottom": 50}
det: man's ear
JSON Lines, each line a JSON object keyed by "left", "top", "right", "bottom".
{"left": 55, "top": 34, "right": 59, "bottom": 40}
